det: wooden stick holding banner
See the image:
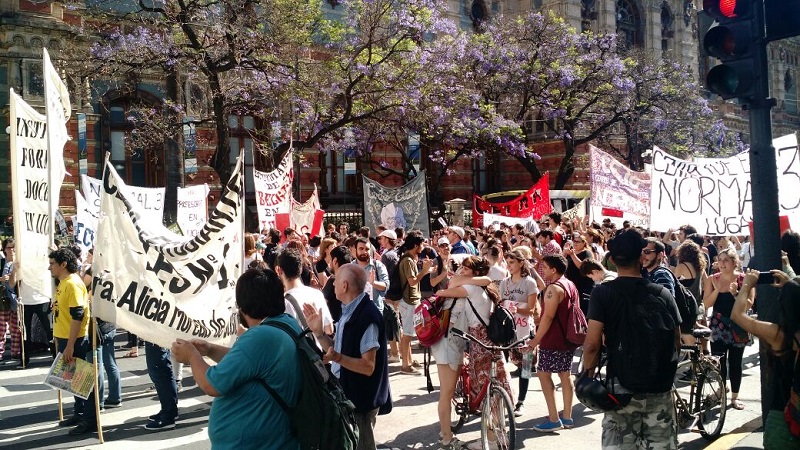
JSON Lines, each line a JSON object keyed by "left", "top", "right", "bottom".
{"left": 91, "top": 317, "right": 104, "bottom": 443}
{"left": 18, "top": 297, "right": 26, "bottom": 369}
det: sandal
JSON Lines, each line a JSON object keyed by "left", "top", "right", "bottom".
{"left": 731, "top": 399, "right": 745, "bottom": 410}
{"left": 123, "top": 349, "right": 139, "bottom": 358}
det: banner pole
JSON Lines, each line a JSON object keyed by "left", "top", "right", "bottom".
{"left": 91, "top": 317, "right": 104, "bottom": 443}
{"left": 18, "top": 299, "right": 25, "bottom": 369}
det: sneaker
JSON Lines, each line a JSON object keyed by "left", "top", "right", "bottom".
{"left": 144, "top": 417, "right": 176, "bottom": 431}
{"left": 68, "top": 420, "right": 97, "bottom": 436}
{"left": 148, "top": 412, "right": 179, "bottom": 422}
{"left": 533, "top": 419, "right": 564, "bottom": 432}
{"left": 466, "top": 440, "right": 499, "bottom": 450}
{"left": 438, "top": 436, "right": 464, "bottom": 449}
{"left": 59, "top": 415, "right": 82, "bottom": 427}
{"left": 176, "top": 381, "right": 183, "bottom": 393}
{"left": 105, "top": 400, "right": 123, "bottom": 409}
{"left": 513, "top": 402, "right": 525, "bottom": 417}
{"left": 560, "top": 416, "right": 575, "bottom": 429}
{"left": 388, "top": 354, "right": 401, "bottom": 363}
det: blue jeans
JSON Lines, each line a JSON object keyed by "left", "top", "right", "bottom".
{"left": 56, "top": 336, "right": 97, "bottom": 423}
{"left": 102, "top": 329, "right": 121, "bottom": 404}
{"left": 145, "top": 342, "right": 178, "bottom": 419}
{"left": 84, "top": 341, "right": 103, "bottom": 407}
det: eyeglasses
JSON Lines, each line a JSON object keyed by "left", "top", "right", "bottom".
{"left": 438, "top": 244, "right": 448, "bottom": 248}
{"left": 641, "top": 249, "right": 657, "bottom": 255}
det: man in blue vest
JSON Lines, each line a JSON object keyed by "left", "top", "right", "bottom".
{"left": 303, "top": 264, "right": 392, "bottom": 450}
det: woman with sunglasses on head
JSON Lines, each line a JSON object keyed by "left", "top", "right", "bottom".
{"left": 501, "top": 249, "right": 541, "bottom": 417}
{"left": 704, "top": 247, "right": 752, "bottom": 410}
{"left": 433, "top": 256, "right": 514, "bottom": 450}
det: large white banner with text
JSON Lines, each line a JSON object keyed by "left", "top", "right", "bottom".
{"left": 92, "top": 158, "right": 243, "bottom": 348}
{"left": 589, "top": 145, "right": 650, "bottom": 228}
{"left": 253, "top": 151, "right": 293, "bottom": 231}
{"left": 82, "top": 175, "right": 166, "bottom": 224}
{"left": 649, "top": 134, "right": 800, "bottom": 235}
{"left": 9, "top": 90, "right": 60, "bottom": 302}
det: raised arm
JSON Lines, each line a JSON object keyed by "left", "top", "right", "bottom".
{"left": 731, "top": 269, "right": 783, "bottom": 350}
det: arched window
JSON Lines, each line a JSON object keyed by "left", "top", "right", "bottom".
{"left": 616, "top": 0, "right": 643, "bottom": 50}
{"left": 582, "top": 0, "right": 597, "bottom": 32}
{"left": 661, "top": 2, "right": 675, "bottom": 53}
{"left": 470, "top": 0, "right": 488, "bottom": 32}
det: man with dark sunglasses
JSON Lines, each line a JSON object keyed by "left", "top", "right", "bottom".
{"left": 641, "top": 238, "right": 675, "bottom": 297}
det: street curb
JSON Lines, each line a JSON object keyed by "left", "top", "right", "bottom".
{"left": 704, "top": 416, "right": 763, "bottom": 450}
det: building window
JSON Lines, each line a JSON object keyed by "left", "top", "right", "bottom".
{"left": 582, "top": 0, "right": 597, "bottom": 32}
{"left": 228, "top": 115, "right": 256, "bottom": 194}
{"left": 661, "top": 2, "right": 674, "bottom": 53}
{"left": 470, "top": 0, "right": 488, "bottom": 32}
{"left": 616, "top": 0, "right": 643, "bottom": 50}
{"left": 786, "top": 69, "right": 798, "bottom": 114}
{"left": 323, "top": 149, "right": 359, "bottom": 196}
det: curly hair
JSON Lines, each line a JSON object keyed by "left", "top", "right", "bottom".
{"left": 675, "top": 240, "right": 707, "bottom": 274}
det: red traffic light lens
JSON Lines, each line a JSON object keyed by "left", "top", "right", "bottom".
{"left": 720, "top": 0, "right": 737, "bottom": 18}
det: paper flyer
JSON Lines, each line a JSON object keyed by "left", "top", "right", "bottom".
{"left": 44, "top": 352, "right": 95, "bottom": 400}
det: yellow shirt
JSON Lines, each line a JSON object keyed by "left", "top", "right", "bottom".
{"left": 53, "top": 273, "right": 90, "bottom": 340}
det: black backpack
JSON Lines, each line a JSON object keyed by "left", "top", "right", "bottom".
{"left": 467, "top": 290, "right": 516, "bottom": 346}
{"left": 258, "top": 295, "right": 360, "bottom": 450}
{"left": 384, "top": 256, "right": 410, "bottom": 302}
{"left": 664, "top": 269, "right": 701, "bottom": 334}
{"left": 604, "top": 279, "right": 680, "bottom": 393}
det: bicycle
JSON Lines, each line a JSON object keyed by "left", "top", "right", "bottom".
{"left": 672, "top": 327, "right": 727, "bottom": 441}
{"left": 450, "top": 328, "right": 530, "bottom": 450}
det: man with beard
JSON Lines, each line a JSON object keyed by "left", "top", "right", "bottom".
{"left": 641, "top": 238, "right": 675, "bottom": 297}
{"left": 353, "top": 237, "right": 390, "bottom": 313}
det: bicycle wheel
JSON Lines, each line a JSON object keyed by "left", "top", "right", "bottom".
{"left": 697, "top": 366, "right": 727, "bottom": 440}
{"left": 451, "top": 373, "right": 469, "bottom": 433}
{"left": 481, "top": 386, "right": 516, "bottom": 450}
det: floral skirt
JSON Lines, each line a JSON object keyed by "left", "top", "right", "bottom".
{"left": 467, "top": 325, "right": 515, "bottom": 404}
{"left": 536, "top": 348, "right": 574, "bottom": 374}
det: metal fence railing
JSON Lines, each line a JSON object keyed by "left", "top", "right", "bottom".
{"left": 322, "top": 208, "right": 474, "bottom": 232}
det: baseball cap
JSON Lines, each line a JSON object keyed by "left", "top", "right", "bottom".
{"left": 378, "top": 230, "right": 397, "bottom": 240}
{"left": 437, "top": 237, "right": 449, "bottom": 246}
{"left": 449, "top": 226, "right": 465, "bottom": 239}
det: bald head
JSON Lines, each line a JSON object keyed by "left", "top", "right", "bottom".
{"left": 338, "top": 264, "right": 367, "bottom": 293}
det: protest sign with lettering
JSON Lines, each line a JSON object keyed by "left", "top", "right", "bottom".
{"left": 589, "top": 145, "right": 650, "bottom": 228}
{"left": 649, "top": 134, "right": 800, "bottom": 235}
{"left": 9, "top": 90, "right": 61, "bottom": 302}
{"left": 363, "top": 172, "right": 431, "bottom": 237}
{"left": 82, "top": 175, "right": 166, "bottom": 224}
{"left": 472, "top": 174, "right": 552, "bottom": 228}
{"left": 177, "top": 184, "right": 209, "bottom": 237}
{"left": 92, "top": 158, "right": 243, "bottom": 348}
{"left": 72, "top": 191, "right": 98, "bottom": 259}
{"left": 253, "top": 151, "right": 293, "bottom": 230}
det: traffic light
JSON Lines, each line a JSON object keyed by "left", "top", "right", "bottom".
{"left": 702, "top": 0, "right": 760, "bottom": 100}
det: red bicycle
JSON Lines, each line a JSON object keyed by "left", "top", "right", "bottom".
{"left": 450, "top": 329, "right": 530, "bottom": 450}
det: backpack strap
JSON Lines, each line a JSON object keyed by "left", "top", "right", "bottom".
{"left": 466, "top": 297, "right": 490, "bottom": 330}
{"left": 549, "top": 281, "right": 570, "bottom": 340}
{"left": 285, "top": 293, "right": 311, "bottom": 329}
{"left": 257, "top": 319, "right": 299, "bottom": 413}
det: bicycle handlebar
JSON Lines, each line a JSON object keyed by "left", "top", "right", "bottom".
{"left": 451, "top": 328, "right": 532, "bottom": 352}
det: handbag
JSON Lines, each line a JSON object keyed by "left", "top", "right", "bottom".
{"left": 716, "top": 313, "right": 751, "bottom": 345}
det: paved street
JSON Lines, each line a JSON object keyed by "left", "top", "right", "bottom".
{"left": 0, "top": 336, "right": 764, "bottom": 449}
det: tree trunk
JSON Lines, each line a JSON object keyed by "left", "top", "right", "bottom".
{"left": 555, "top": 139, "right": 576, "bottom": 189}
{"left": 208, "top": 73, "right": 232, "bottom": 184}
{"left": 513, "top": 155, "right": 543, "bottom": 185}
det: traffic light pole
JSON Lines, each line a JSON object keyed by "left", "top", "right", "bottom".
{"left": 747, "top": 0, "right": 781, "bottom": 425}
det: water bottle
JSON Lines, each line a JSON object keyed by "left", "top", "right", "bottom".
{"left": 521, "top": 351, "right": 534, "bottom": 379}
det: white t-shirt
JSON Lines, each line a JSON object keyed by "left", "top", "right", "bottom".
{"left": 462, "top": 284, "right": 492, "bottom": 329}
{"left": 500, "top": 276, "right": 539, "bottom": 340}
{"left": 285, "top": 285, "right": 334, "bottom": 329}
{"left": 488, "top": 265, "right": 509, "bottom": 283}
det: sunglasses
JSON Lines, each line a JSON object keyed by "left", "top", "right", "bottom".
{"left": 641, "top": 249, "right": 657, "bottom": 255}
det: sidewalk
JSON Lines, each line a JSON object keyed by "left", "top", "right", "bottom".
{"left": 706, "top": 417, "right": 763, "bottom": 450}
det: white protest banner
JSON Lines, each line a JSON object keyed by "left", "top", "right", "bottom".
{"left": 92, "top": 157, "right": 244, "bottom": 348}
{"left": 482, "top": 213, "right": 533, "bottom": 229}
{"left": 289, "top": 186, "right": 325, "bottom": 237}
{"left": 82, "top": 174, "right": 166, "bottom": 224}
{"left": 589, "top": 145, "right": 650, "bottom": 228}
{"left": 73, "top": 191, "right": 98, "bottom": 258}
{"left": 561, "top": 198, "right": 588, "bottom": 223}
{"left": 253, "top": 151, "right": 293, "bottom": 230}
{"left": 9, "top": 89, "right": 56, "bottom": 302}
{"left": 177, "top": 184, "right": 209, "bottom": 237}
{"left": 652, "top": 133, "right": 800, "bottom": 235}
{"left": 363, "top": 172, "right": 431, "bottom": 237}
